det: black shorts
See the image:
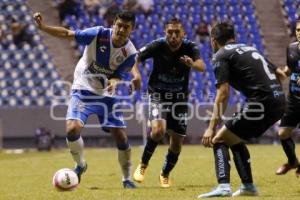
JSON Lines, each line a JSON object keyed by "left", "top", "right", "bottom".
{"left": 225, "top": 99, "right": 285, "bottom": 140}
{"left": 280, "top": 96, "right": 300, "bottom": 128}
{"left": 148, "top": 96, "right": 188, "bottom": 136}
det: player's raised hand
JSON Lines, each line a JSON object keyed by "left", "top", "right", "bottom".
{"left": 202, "top": 128, "right": 215, "bottom": 148}
{"left": 179, "top": 55, "right": 194, "bottom": 67}
{"left": 33, "top": 12, "right": 43, "bottom": 28}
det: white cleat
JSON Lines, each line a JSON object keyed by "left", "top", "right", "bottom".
{"left": 232, "top": 183, "right": 259, "bottom": 197}
{"left": 197, "top": 184, "right": 232, "bottom": 198}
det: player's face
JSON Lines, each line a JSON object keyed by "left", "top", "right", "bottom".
{"left": 165, "top": 24, "right": 185, "bottom": 50}
{"left": 296, "top": 23, "right": 300, "bottom": 42}
{"left": 112, "top": 19, "right": 133, "bottom": 46}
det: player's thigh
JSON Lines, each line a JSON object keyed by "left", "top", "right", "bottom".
{"left": 166, "top": 103, "right": 188, "bottom": 137}
{"left": 97, "top": 97, "right": 127, "bottom": 131}
{"left": 279, "top": 107, "right": 300, "bottom": 138}
{"left": 110, "top": 128, "right": 128, "bottom": 143}
{"left": 66, "top": 119, "right": 84, "bottom": 134}
{"left": 169, "top": 130, "right": 185, "bottom": 153}
{"left": 213, "top": 125, "right": 244, "bottom": 146}
{"left": 150, "top": 119, "right": 166, "bottom": 135}
{"left": 278, "top": 127, "right": 295, "bottom": 139}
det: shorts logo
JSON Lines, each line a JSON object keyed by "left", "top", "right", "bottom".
{"left": 75, "top": 100, "right": 85, "bottom": 112}
{"left": 152, "top": 108, "right": 159, "bottom": 117}
{"left": 116, "top": 55, "right": 124, "bottom": 64}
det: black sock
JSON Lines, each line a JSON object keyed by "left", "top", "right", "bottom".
{"left": 141, "top": 137, "right": 158, "bottom": 165}
{"left": 213, "top": 143, "right": 231, "bottom": 184}
{"left": 230, "top": 142, "right": 253, "bottom": 184}
{"left": 281, "top": 138, "right": 298, "bottom": 165}
{"left": 162, "top": 149, "right": 180, "bottom": 176}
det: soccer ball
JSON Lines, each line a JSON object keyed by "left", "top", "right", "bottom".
{"left": 52, "top": 168, "right": 79, "bottom": 190}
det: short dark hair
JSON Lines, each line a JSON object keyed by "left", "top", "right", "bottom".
{"left": 210, "top": 22, "right": 235, "bottom": 46}
{"left": 164, "top": 17, "right": 183, "bottom": 28}
{"left": 115, "top": 10, "right": 136, "bottom": 27}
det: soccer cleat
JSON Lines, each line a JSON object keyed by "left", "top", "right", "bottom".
{"left": 123, "top": 180, "right": 137, "bottom": 189}
{"left": 232, "top": 183, "right": 258, "bottom": 197}
{"left": 73, "top": 163, "right": 87, "bottom": 183}
{"left": 159, "top": 173, "right": 171, "bottom": 188}
{"left": 133, "top": 163, "right": 147, "bottom": 183}
{"left": 275, "top": 163, "right": 298, "bottom": 175}
{"left": 197, "top": 184, "right": 232, "bottom": 198}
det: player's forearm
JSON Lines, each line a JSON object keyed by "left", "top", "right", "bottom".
{"left": 131, "top": 61, "right": 142, "bottom": 78}
{"left": 191, "top": 59, "right": 205, "bottom": 72}
{"left": 39, "top": 24, "right": 75, "bottom": 39}
{"left": 208, "top": 86, "right": 229, "bottom": 131}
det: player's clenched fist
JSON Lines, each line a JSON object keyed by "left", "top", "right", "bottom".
{"left": 33, "top": 12, "right": 43, "bottom": 28}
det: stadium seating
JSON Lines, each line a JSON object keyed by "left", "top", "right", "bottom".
{"left": 0, "top": 0, "right": 63, "bottom": 107}
{"left": 59, "top": 0, "right": 264, "bottom": 105}
{"left": 281, "top": 0, "right": 300, "bottom": 31}
{"left": 0, "top": 0, "right": 265, "bottom": 107}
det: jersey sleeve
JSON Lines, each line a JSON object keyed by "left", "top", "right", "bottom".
{"left": 213, "top": 58, "right": 230, "bottom": 87}
{"left": 75, "top": 26, "right": 102, "bottom": 45}
{"left": 112, "top": 54, "right": 137, "bottom": 80}
{"left": 138, "top": 40, "right": 161, "bottom": 62}
{"left": 189, "top": 42, "right": 201, "bottom": 60}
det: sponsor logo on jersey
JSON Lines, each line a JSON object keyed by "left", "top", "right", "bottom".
{"left": 116, "top": 55, "right": 124, "bottom": 64}
{"left": 88, "top": 61, "right": 114, "bottom": 76}
{"left": 98, "top": 37, "right": 110, "bottom": 42}
{"left": 99, "top": 45, "right": 107, "bottom": 53}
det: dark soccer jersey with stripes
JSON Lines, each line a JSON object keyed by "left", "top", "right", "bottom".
{"left": 286, "top": 42, "right": 300, "bottom": 101}
{"left": 138, "top": 38, "right": 200, "bottom": 100}
{"left": 212, "top": 42, "right": 284, "bottom": 102}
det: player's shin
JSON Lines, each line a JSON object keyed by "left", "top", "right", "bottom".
{"left": 117, "top": 142, "right": 132, "bottom": 181}
{"left": 66, "top": 134, "right": 86, "bottom": 168}
{"left": 281, "top": 137, "right": 298, "bottom": 165}
{"left": 213, "top": 143, "right": 231, "bottom": 185}
{"left": 141, "top": 137, "right": 158, "bottom": 165}
{"left": 162, "top": 149, "right": 180, "bottom": 176}
{"left": 230, "top": 142, "right": 253, "bottom": 183}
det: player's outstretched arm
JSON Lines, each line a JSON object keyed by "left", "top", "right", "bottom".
{"left": 33, "top": 12, "right": 75, "bottom": 39}
{"left": 130, "top": 59, "right": 142, "bottom": 91}
{"left": 179, "top": 55, "right": 205, "bottom": 72}
{"left": 202, "top": 83, "right": 230, "bottom": 147}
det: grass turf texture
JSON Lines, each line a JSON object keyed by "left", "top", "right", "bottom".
{"left": 0, "top": 145, "right": 300, "bottom": 200}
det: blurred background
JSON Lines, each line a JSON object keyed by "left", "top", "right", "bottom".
{"left": 0, "top": 0, "right": 299, "bottom": 151}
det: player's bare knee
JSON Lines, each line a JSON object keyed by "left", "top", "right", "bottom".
{"left": 212, "top": 136, "right": 223, "bottom": 145}
{"left": 278, "top": 128, "right": 292, "bottom": 139}
{"left": 66, "top": 121, "right": 83, "bottom": 135}
{"left": 151, "top": 125, "right": 165, "bottom": 140}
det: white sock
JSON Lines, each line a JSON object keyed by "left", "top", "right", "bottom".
{"left": 66, "top": 136, "right": 86, "bottom": 168}
{"left": 118, "top": 147, "right": 132, "bottom": 181}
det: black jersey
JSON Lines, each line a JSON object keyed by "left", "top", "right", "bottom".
{"left": 138, "top": 38, "right": 200, "bottom": 100}
{"left": 213, "top": 43, "right": 284, "bottom": 102}
{"left": 286, "top": 42, "right": 300, "bottom": 100}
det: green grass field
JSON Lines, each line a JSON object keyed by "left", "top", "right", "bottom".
{"left": 0, "top": 145, "right": 299, "bottom": 200}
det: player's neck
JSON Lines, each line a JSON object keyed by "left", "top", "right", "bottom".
{"left": 112, "top": 38, "right": 128, "bottom": 48}
{"left": 168, "top": 44, "right": 182, "bottom": 52}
